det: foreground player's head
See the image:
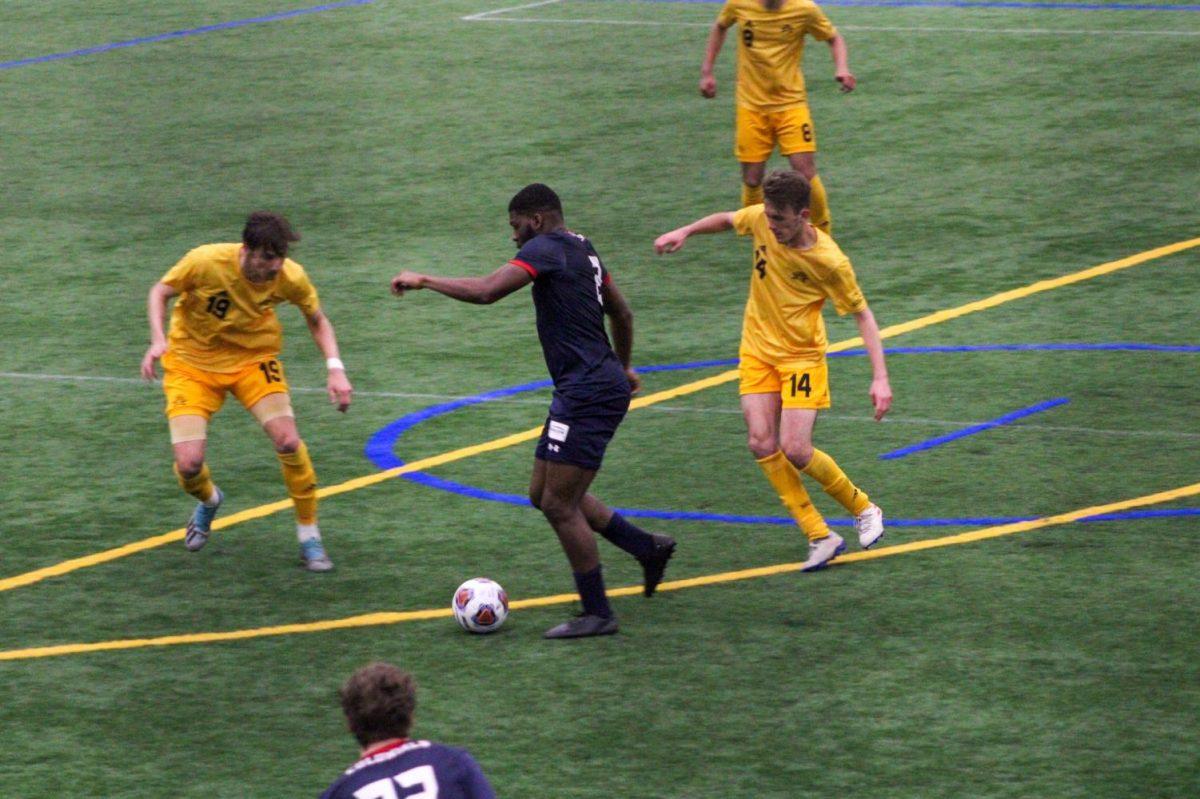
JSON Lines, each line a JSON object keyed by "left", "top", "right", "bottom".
{"left": 240, "top": 211, "right": 300, "bottom": 282}
{"left": 762, "top": 171, "right": 812, "bottom": 245}
{"left": 340, "top": 662, "right": 417, "bottom": 748}
{"left": 508, "top": 183, "right": 564, "bottom": 247}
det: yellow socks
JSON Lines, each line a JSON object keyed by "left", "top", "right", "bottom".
{"left": 756, "top": 450, "right": 828, "bottom": 541}
{"left": 175, "top": 463, "right": 216, "bottom": 504}
{"left": 801, "top": 448, "right": 870, "bottom": 515}
{"left": 277, "top": 440, "right": 318, "bottom": 525}
{"left": 809, "top": 174, "right": 832, "bottom": 235}
{"left": 741, "top": 183, "right": 764, "bottom": 207}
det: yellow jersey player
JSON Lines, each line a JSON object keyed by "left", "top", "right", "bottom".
{"left": 655, "top": 171, "right": 890, "bottom": 571}
{"left": 700, "top": 0, "right": 854, "bottom": 233}
{"left": 140, "top": 212, "right": 353, "bottom": 571}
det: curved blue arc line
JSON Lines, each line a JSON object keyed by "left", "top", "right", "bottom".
{"left": 365, "top": 344, "right": 1199, "bottom": 527}
{"left": 365, "top": 377, "right": 553, "bottom": 469}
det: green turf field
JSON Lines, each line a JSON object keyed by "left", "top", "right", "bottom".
{"left": 1, "top": 1, "right": 1198, "bottom": 796}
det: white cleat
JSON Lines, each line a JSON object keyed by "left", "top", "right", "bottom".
{"left": 801, "top": 532, "right": 846, "bottom": 572}
{"left": 855, "top": 503, "right": 885, "bottom": 549}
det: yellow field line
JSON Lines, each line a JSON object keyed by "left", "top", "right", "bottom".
{"left": 3, "top": 480, "right": 1196, "bottom": 662}
{"left": 2, "top": 236, "right": 1197, "bottom": 595}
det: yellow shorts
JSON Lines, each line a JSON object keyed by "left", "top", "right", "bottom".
{"left": 739, "top": 352, "right": 831, "bottom": 409}
{"left": 162, "top": 350, "right": 290, "bottom": 420}
{"left": 735, "top": 104, "right": 817, "bottom": 163}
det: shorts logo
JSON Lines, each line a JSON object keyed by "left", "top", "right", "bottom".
{"left": 548, "top": 421, "right": 570, "bottom": 442}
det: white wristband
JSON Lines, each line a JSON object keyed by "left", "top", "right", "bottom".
{"left": 326, "top": 357, "right": 345, "bottom": 371}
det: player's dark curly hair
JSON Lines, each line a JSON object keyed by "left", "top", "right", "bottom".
{"left": 508, "top": 183, "right": 562, "bottom": 216}
{"left": 762, "top": 171, "right": 812, "bottom": 213}
{"left": 340, "top": 662, "right": 417, "bottom": 747}
{"left": 242, "top": 211, "right": 300, "bottom": 258}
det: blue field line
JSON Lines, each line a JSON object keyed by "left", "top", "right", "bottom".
{"left": 364, "top": 342, "right": 1198, "bottom": 529}
{"left": 364, "top": 376, "right": 554, "bottom": 468}
{"left": 879, "top": 397, "right": 1071, "bottom": 460}
{"left": 0, "top": 0, "right": 374, "bottom": 71}
{"left": 655, "top": 0, "right": 1200, "bottom": 10}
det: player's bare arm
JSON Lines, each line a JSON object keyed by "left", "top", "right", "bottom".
{"left": 654, "top": 212, "right": 737, "bottom": 254}
{"left": 141, "top": 281, "right": 179, "bottom": 380}
{"left": 305, "top": 309, "right": 353, "bottom": 412}
{"left": 699, "top": 22, "right": 729, "bottom": 98}
{"left": 391, "top": 263, "right": 532, "bottom": 305}
{"left": 600, "top": 279, "right": 640, "bottom": 395}
{"left": 853, "top": 307, "right": 892, "bottom": 420}
{"left": 828, "top": 34, "right": 855, "bottom": 92}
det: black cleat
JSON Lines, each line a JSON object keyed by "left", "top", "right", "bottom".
{"left": 638, "top": 534, "right": 676, "bottom": 597}
{"left": 543, "top": 614, "right": 619, "bottom": 639}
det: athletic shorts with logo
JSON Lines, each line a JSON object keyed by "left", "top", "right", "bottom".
{"left": 534, "top": 392, "right": 631, "bottom": 471}
{"left": 739, "top": 351, "right": 831, "bottom": 410}
{"left": 161, "top": 349, "right": 290, "bottom": 420}
{"left": 735, "top": 104, "right": 817, "bottom": 162}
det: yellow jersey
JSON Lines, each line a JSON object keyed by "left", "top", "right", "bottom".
{"left": 732, "top": 204, "right": 866, "bottom": 364}
{"left": 160, "top": 243, "right": 320, "bottom": 373}
{"left": 716, "top": 0, "right": 837, "bottom": 112}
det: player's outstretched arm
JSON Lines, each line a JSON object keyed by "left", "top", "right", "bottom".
{"left": 391, "top": 264, "right": 532, "bottom": 305}
{"left": 854, "top": 307, "right": 891, "bottom": 420}
{"left": 305, "top": 309, "right": 353, "bottom": 412}
{"left": 828, "top": 34, "right": 855, "bottom": 92}
{"left": 700, "top": 22, "right": 729, "bottom": 98}
{"left": 140, "top": 281, "right": 178, "bottom": 380}
{"left": 601, "top": 279, "right": 640, "bottom": 395}
{"left": 654, "top": 212, "right": 737, "bottom": 255}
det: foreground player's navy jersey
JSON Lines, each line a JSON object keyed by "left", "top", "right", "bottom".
{"left": 509, "top": 230, "right": 629, "bottom": 403}
{"left": 319, "top": 739, "right": 495, "bottom": 799}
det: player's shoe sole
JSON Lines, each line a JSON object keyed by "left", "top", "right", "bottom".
{"left": 801, "top": 532, "right": 846, "bottom": 572}
{"left": 184, "top": 488, "right": 223, "bottom": 552}
{"left": 543, "top": 614, "right": 619, "bottom": 639}
{"left": 855, "top": 503, "right": 885, "bottom": 550}
{"left": 638, "top": 534, "right": 677, "bottom": 597}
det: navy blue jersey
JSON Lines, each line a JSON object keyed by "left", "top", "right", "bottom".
{"left": 509, "top": 230, "right": 629, "bottom": 404}
{"left": 319, "top": 739, "right": 495, "bottom": 799}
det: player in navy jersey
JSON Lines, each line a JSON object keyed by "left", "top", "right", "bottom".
{"left": 391, "top": 183, "right": 675, "bottom": 639}
{"left": 320, "top": 662, "right": 495, "bottom": 799}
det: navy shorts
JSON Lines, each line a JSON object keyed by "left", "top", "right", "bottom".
{"left": 534, "top": 393, "right": 630, "bottom": 471}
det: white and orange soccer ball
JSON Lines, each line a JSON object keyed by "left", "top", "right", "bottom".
{"left": 451, "top": 577, "right": 509, "bottom": 634}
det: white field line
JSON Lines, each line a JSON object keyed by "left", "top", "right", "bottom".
{"left": 467, "top": 17, "right": 1200, "bottom": 35}
{"left": 460, "top": 2, "right": 1200, "bottom": 36}
{"left": 4, "top": 369, "right": 1198, "bottom": 440}
{"left": 460, "top": 0, "right": 567, "bottom": 21}
{"left": 0, "top": 370, "right": 550, "bottom": 405}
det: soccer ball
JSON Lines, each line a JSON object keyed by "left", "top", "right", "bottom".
{"left": 451, "top": 577, "right": 509, "bottom": 634}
